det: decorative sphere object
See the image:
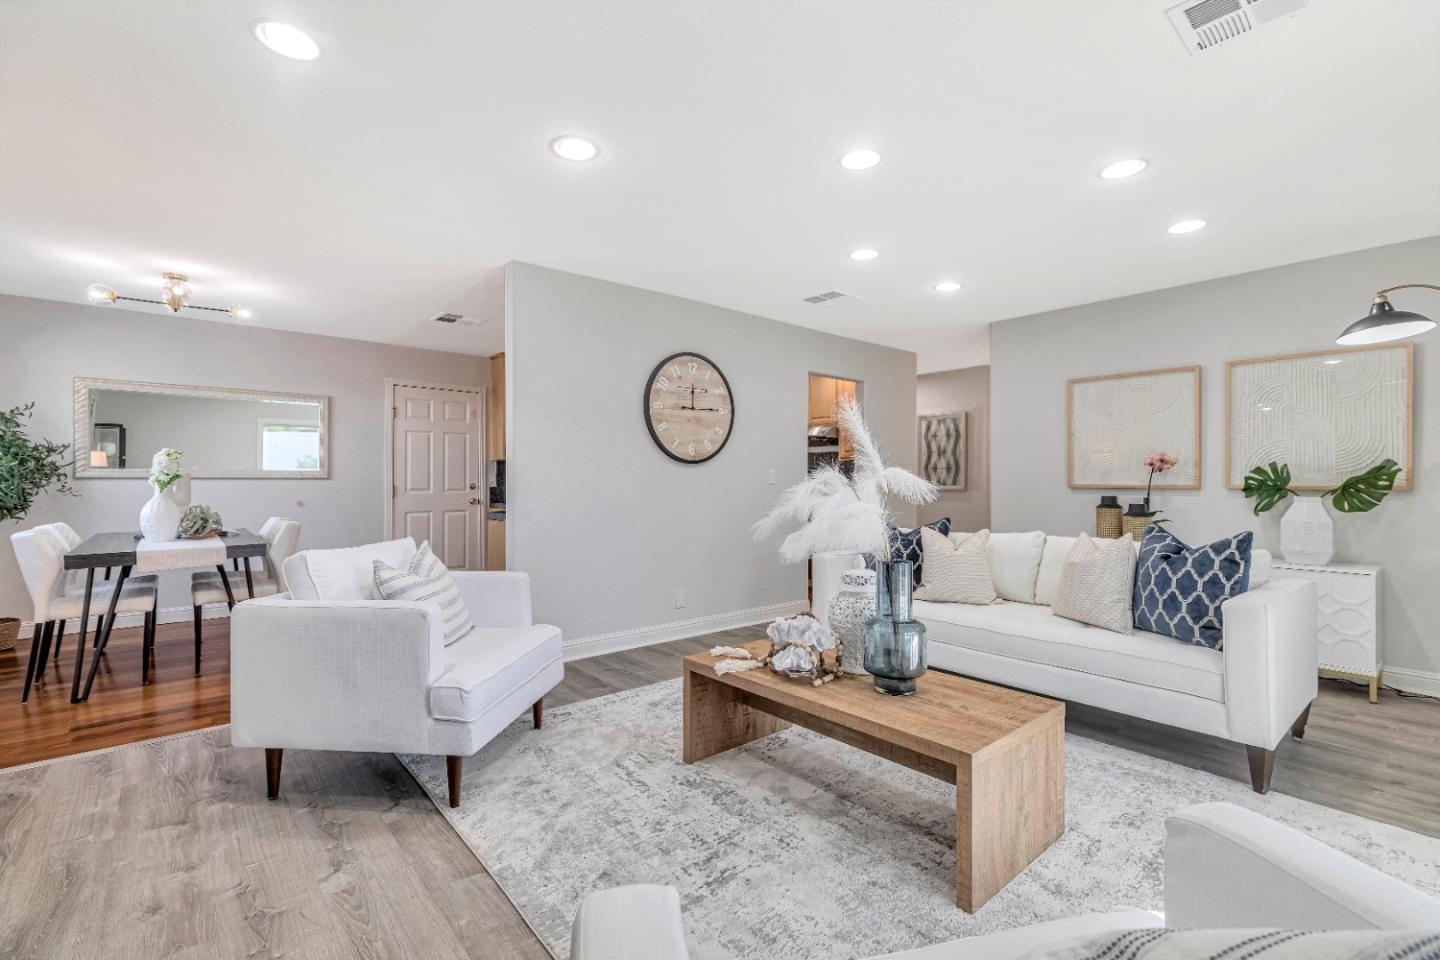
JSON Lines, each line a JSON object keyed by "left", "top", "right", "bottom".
{"left": 179, "top": 504, "right": 224, "bottom": 539}
{"left": 766, "top": 613, "right": 837, "bottom": 652}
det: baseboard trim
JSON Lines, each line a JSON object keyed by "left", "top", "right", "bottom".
{"left": 1382, "top": 666, "right": 1440, "bottom": 698}
{"left": 21, "top": 603, "right": 234, "bottom": 634}
{"left": 563, "top": 600, "right": 807, "bottom": 662}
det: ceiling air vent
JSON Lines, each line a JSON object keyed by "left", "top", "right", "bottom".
{"left": 430, "top": 312, "right": 484, "bottom": 326}
{"left": 802, "top": 290, "right": 859, "bottom": 305}
{"left": 1166, "top": 0, "right": 1308, "bottom": 56}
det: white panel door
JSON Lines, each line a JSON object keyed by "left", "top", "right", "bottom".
{"left": 392, "top": 384, "right": 481, "bottom": 569}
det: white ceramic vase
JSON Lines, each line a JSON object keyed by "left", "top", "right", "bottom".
{"left": 829, "top": 568, "right": 877, "bottom": 675}
{"left": 139, "top": 479, "right": 188, "bottom": 541}
{"left": 1280, "top": 496, "right": 1334, "bottom": 566}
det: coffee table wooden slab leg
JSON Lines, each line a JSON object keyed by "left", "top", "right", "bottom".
{"left": 683, "top": 666, "right": 790, "bottom": 764}
{"left": 955, "top": 708, "right": 1065, "bottom": 912}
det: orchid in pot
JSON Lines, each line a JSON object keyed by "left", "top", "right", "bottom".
{"left": 754, "top": 398, "right": 938, "bottom": 693}
{"left": 139, "top": 448, "right": 192, "bottom": 541}
{"left": 1141, "top": 451, "right": 1179, "bottom": 514}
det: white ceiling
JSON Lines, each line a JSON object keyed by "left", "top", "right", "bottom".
{"left": 2, "top": 1, "right": 1437, "bottom": 372}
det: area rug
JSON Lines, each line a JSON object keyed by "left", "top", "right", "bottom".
{"left": 399, "top": 680, "right": 1440, "bottom": 960}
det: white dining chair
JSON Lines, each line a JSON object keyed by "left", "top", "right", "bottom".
{"left": 188, "top": 519, "right": 301, "bottom": 676}
{"left": 38, "top": 523, "right": 159, "bottom": 665}
{"left": 10, "top": 527, "right": 159, "bottom": 702}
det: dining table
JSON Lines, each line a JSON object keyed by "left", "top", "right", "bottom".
{"left": 63, "top": 529, "right": 269, "bottom": 702}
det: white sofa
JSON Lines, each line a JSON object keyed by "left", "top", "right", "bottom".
{"left": 230, "top": 537, "right": 564, "bottom": 807}
{"left": 569, "top": 802, "right": 1440, "bottom": 960}
{"left": 814, "top": 531, "right": 1319, "bottom": 793}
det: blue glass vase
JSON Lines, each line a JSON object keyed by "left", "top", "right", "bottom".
{"left": 863, "top": 559, "right": 928, "bottom": 695}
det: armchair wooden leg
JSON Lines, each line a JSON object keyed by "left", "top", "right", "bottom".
{"left": 446, "top": 755, "right": 463, "bottom": 808}
{"left": 265, "top": 748, "right": 283, "bottom": 800}
{"left": 532, "top": 697, "right": 544, "bottom": 730}
{"left": 35, "top": 621, "right": 54, "bottom": 679}
{"left": 20, "top": 622, "right": 44, "bottom": 703}
{"left": 1246, "top": 745, "right": 1276, "bottom": 794}
{"left": 1290, "top": 703, "right": 1312, "bottom": 740}
{"left": 193, "top": 605, "right": 203, "bottom": 676}
{"left": 53, "top": 620, "right": 66, "bottom": 665}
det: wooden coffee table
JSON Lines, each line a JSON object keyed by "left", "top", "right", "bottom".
{"left": 683, "top": 640, "right": 1065, "bottom": 911}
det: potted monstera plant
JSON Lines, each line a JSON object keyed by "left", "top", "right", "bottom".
{"left": 1242, "top": 458, "right": 1401, "bottom": 566}
{"left": 1, "top": 403, "right": 76, "bottom": 650}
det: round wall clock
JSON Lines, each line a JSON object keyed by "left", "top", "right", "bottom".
{"left": 643, "top": 352, "right": 735, "bottom": 464}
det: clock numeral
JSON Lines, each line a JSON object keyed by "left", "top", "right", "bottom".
{"left": 705, "top": 369, "right": 712, "bottom": 379}
{"left": 670, "top": 438, "right": 680, "bottom": 449}
{"left": 687, "top": 361, "right": 698, "bottom": 374}
{"left": 671, "top": 365, "right": 681, "bottom": 378}
{"left": 713, "top": 425, "right": 725, "bottom": 435}
{"left": 717, "top": 407, "right": 727, "bottom": 415}
{"left": 657, "top": 376, "right": 670, "bottom": 390}
{"left": 687, "top": 443, "right": 696, "bottom": 457}
{"left": 656, "top": 421, "right": 668, "bottom": 432}
{"left": 652, "top": 401, "right": 662, "bottom": 409}
{"left": 703, "top": 437, "right": 713, "bottom": 450}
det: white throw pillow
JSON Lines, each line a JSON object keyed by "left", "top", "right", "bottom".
{"left": 1052, "top": 533, "right": 1136, "bottom": 634}
{"left": 1035, "top": 534, "right": 1139, "bottom": 606}
{"left": 1250, "top": 548, "right": 1273, "bottom": 587}
{"left": 373, "top": 541, "right": 474, "bottom": 646}
{"left": 915, "top": 528, "right": 996, "bottom": 604}
{"left": 951, "top": 530, "right": 1046, "bottom": 603}
{"left": 285, "top": 537, "right": 417, "bottom": 601}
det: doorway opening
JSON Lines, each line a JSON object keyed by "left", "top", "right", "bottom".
{"left": 807, "top": 373, "right": 863, "bottom": 475}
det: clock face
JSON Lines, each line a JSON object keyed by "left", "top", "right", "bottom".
{"left": 644, "top": 352, "right": 734, "bottom": 464}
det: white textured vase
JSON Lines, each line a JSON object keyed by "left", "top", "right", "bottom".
{"left": 139, "top": 481, "right": 185, "bottom": 541}
{"left": 829, "top": 568, "right": 877, "bottom": 675}
{"left": 1280, "top": 496, "right": 1334, "bottom": 566}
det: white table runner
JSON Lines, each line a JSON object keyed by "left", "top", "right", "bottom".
{"left": 135, "top": 537, "right": 229, "bottom": 572}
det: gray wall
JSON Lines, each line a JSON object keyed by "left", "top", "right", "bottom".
{"left": 0, "top": 294, "right": 486, "bottom": 621}
{"left": 506, "top": 263, "right": 918, "bottom": 646}
{"left": 917, "top": 365, "right": 990, "bottom": 533}
{"left": 990, "top": 236, "right": 1440, "bottom": 681}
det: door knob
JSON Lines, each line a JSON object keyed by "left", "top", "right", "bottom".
{"left": 468, "top": 497, "right": 481, "bottom": 505}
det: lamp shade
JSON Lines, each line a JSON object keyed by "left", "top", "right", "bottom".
{"left": 89, "top": 450, "right": 109, "bottom": 468}
{"left": 1336, "top": 298, "right": 1436, "bottom": 346}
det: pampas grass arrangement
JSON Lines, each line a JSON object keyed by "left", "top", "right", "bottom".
{"left": 754, "top": 397, "right": 936, "bottom": 563}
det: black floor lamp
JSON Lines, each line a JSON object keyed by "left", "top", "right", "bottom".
{"left": 1337, "top": 283, "right": 1439, "bottom": 346}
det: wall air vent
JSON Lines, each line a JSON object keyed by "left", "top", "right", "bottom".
{"left": 430, "top": 312, "right": 484, "bottom": 326}
{"left": 1166, "top": 0, "right": 1308, "bottom": 55}
{"left": 802, "top": 290, "right": 859, "bottom": 305}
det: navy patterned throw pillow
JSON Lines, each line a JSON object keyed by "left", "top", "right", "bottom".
{"left": 864, "top": 518, "right": 950, "bottom": 585}
{"left": 1132, "top": 524, "right": 1253, "bottom": 649}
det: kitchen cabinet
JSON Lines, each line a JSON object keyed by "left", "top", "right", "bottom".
{"left": 485, "top": 516, "right": 506, "bottom": 571}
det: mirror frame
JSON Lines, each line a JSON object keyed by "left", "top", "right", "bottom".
{"left": 73, "top": 377, "right": 330, "bottom": 479}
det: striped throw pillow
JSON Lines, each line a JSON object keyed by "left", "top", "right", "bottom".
{"left": 373, "top": 541, "right": 474, "bottom": 646}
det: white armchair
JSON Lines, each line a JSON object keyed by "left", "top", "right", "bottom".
{"left": 230, "top": 538, "right": 563, "bottom": 807}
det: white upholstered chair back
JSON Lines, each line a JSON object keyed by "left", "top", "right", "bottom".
{"left": 263, "top": 520, "right": 302, "bottom": 592}
{"left": 9, "top": 528, "right": 66, "bottom": 622}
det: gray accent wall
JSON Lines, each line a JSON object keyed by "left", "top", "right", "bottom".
{"left": 917, "top": 365, "right": 990, "bottom": 533}
{"left": 0, "top": 294, "right": 486, "bottom": 622}
{"left": 505, "top": 263, "right": 918, "bottom": 647}
{"left": 990, "top": 236, "right": 1440, "bottom": 682}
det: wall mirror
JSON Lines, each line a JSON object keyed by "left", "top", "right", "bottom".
{"left": 74, "top": 377, "right": 329, "bottom": 479}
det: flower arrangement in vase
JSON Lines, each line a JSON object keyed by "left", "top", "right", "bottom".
{"left": 139, "top": 448, "right": 191, "bottom": 541}
{"left": 754, "top": 397, "right": 938, "bottom": 693}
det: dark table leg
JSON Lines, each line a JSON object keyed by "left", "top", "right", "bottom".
{"left": 70, "top": 568, "right": 96, "bottom": 702}
{"left": 216, "top": 565, "right": 238, "bottom": 609}
{"left": 35, "top": 621, "right": 54, "bottom": 677}
{"left": 81, "top": 564, "right": 130, "bottom": 701}
{"left": 21, "top": 623, "right": 44, "bottom": 703}
{"left": 243, "top": 557, "right": 255, "bottom": 599}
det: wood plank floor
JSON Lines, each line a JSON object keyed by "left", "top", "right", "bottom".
{"left": 2, "top": 622, "right": 1437, "bottom": 959}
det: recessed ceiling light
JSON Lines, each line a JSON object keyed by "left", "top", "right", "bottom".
{"left": 849, "top": 248, "right": 879, "bottom": 261}
{"left": 550, "top": 136, "right": 599, "bottom": 161}
{"left": 251, "top": 21, "right": 320, "bottom": 61}
{"left": 1098, "top": 158, "right": 1147, "bottom": 180}
{"left": 840, "top": 149, "right": 880, "bottom": 171}
{"left": 1167, "top": 219, "right": 1208, "bottom": 234}
{"left": 934, "top": 281, "right": 962, "bottom": 293}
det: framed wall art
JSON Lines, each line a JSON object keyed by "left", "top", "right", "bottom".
{"left": 1067, "top": 366, "right": 1201, "bottom": 489}
{"left": 918, "top": 411, "right": 966, "bottom": 490}
{"left": 1225, "top": 342, "right": 1413, "bottom": 491}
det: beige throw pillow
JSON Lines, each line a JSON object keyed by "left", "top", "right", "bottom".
{"left": 1052, "top": 532, "right": 1135, "bottom": 634}
{"left": 914, "top": 527, "right": 996, "bottom": 604}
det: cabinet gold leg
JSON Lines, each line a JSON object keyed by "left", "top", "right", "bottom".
{"left": 1368, "top": 677, "right": 1379, "bottom": 704}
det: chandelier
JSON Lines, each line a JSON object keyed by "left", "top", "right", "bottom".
{"left": 86, "top": 273, "right": 250, "bottom": 320}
